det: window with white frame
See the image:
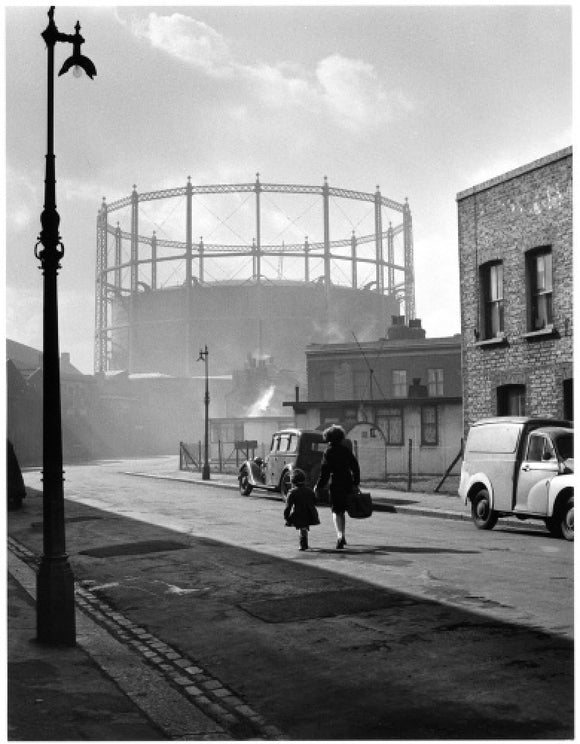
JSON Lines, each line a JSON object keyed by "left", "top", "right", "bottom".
{"left": 421, "top": 406, "right": 438, "bottom": 445}
{"left": 392, "top": 369, "right": 407, "bottom": 398}
{"left": 376, "top": 407, "right": 403, "bottom": 445}
{"left": 481, "top": 261, "right": 505, "bottom": 338}
{"left": 427, "top": 368, "right": 444, "bottom": 397}
{"left": 527, "top": 248, "right": 553, "bottom": 330}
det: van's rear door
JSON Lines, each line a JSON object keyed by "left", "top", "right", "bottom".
{"left": 466, "top": 422, "right": 521, "bottom": 511}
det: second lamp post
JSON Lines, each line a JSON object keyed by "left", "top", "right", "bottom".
{"left": 198, "top": 345, "right": 211, "bottom": 480}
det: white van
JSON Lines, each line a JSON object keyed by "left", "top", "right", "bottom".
{"left": 459, "top": 417, "right": 573, "bottom": 540}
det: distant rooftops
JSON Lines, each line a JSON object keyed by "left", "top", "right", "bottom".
{"left": 6, "top": 339, "right": 85, "bottom": 378}
{"left": 306, "top": 316, "right": 461, "bottom": 354}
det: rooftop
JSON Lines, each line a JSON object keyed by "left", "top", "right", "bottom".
{"left": 456, "top": 146, "right": 572, "bottom": 201}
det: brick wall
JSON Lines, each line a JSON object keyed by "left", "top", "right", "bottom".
{"left": 457, "top": 148, "right": 573, "bottom": 432}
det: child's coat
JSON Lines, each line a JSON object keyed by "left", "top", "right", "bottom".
{"left": 284, "top": 484, "right": 320, "bottom": 528}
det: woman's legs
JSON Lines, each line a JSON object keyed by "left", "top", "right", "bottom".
{"left": 299, "top": 527, "right": 309, "bottom": 550}
{"left": 332, "top": 512, "right": 346, "bottom": 547}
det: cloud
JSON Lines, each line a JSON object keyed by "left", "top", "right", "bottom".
{"left": 241, "top": 62, "right": 315, "bottom": 108}
{"left": 123, "top": 12, "right": 410, "bottom": 133}
{"left": 316, "top": 54, "right": 393, "bottom": 130}
{"left": 129, "top": 12, "right": 234, "bottom": 77}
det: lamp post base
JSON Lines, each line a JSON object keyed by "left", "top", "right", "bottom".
{"left": 202, "top": 464, "right": 211, "bottom": 480}
{"left": 36, "top": 554, "right": 76, "bottom": 646}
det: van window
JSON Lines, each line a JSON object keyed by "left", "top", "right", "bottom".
{"left": 526, "top": 434, "right": 551, "bottom": 462}
{"left": 270, "top": 435, "right": 280, "bottom": 454}
{"left": 287, "top": 434, "right": 297, "bottom": 453}
{"left": 278, "top": 434, "right": 291, "bottom": 452}
{"left": 467, "top": 423, "right": 520, "bottom": 454}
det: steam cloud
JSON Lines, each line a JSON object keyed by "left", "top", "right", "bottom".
{"left": 247, "top": 385, "right": 276, "bottom": 417}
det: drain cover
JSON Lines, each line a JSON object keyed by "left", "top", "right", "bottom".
{"left": 79, "top": 540, "right": 189, "bottom": 558}
{"left": 238, "top": 588, "right": 417, "bottom": 623}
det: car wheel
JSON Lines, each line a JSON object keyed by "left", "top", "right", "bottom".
{"left": 239, "top": 470, "right": 253, "bottom": 497}
{"left": 281, "top": 471, "right": 292, "bottom": 503}
{"left": 546, "top": 495, "right": 574, "bottom": 541}
{"left": 471, "top": 488, "right": 498, "bottom": 530}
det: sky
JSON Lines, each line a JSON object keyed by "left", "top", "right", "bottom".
{"left": 3, "top": 2, "right": 573, "bottom": 374}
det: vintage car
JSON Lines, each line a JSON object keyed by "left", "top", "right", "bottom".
{"left": 238, "top": 428, "right": 326, "bottom": 501}
{"left": 458, "top": 417, "right": 574, "bottom": 540}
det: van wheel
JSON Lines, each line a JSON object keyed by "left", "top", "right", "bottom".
{"left": 546, "top": 496, "right": 574, "bottom": 541}
{"left": 281, "top": 472, "right": 292, "bottom": 503}
{"left": 239, "top": 470, "right": 253, "bottom": 497}
{"left": 471, "top": 488, "right": 498, "bottom": 530}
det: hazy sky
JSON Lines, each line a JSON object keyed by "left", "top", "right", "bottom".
{"left": 4, "top": 3, "right": 572, "bottom": 374}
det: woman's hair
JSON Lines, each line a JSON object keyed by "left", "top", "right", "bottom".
{"left": 290, "top": 468, "right": 306, "bottom": 484}
{"left": 323, "top": 424, "right": 346, "bottom": 445}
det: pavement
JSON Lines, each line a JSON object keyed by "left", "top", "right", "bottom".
{"left": 6, "top": 458, "right": 557, "bottom": 741}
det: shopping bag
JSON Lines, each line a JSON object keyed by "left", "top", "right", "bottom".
{"left": 346, "top": 489, "right": 373, "bottom": 519}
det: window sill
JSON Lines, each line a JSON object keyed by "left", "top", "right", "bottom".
{"left": 475, "top": 334, "right": 507, "bottom": 348}
{"left": 524, "top": 326, "right": 559, "bottom": 341}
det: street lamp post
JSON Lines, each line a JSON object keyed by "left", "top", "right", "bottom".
{"left": 198, "top": 345, "right": 211, "bottom": 480}
{"left": 35, "top": 6, "right": 96, "bottom": 646}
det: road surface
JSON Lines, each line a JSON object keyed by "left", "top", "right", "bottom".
{"left": 11, "top": 461, "right": 573, "bottom": 740}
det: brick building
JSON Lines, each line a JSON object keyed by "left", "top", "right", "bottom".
{"left": 457, "top": 147, "right": 573, "bottom": 431}
{"left": 285, "top": 318, "right": 463, "bottom": 478}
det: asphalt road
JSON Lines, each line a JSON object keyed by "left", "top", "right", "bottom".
{"left": 13, "top": 461, "right": 574, "bottom": 740}
{"left": 51, "top": 460, "right": 573, "bottom": 637}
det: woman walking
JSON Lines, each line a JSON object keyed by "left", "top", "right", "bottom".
{"left": 315, "top": 425, "right": 360, "bottom": 549}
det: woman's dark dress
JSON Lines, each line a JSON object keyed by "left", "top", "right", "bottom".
{"left": 316, "top": 442, "right": 360, "bottom": 514}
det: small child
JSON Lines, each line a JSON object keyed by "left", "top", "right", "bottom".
{"left": 284, "top": 468, "right": 320, "bottom": 551}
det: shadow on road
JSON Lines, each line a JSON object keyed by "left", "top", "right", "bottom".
{"left": 9, "top": 488, "right": 573, "bottom": 741}
{"left": 310, "top": 545, "right": 480, "bottom": 555}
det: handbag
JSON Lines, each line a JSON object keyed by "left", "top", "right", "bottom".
{"left": 346, "top": 488, "right": 373, "bottom": 519}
